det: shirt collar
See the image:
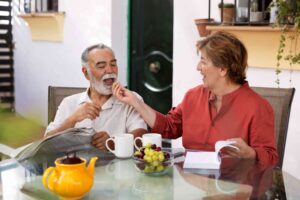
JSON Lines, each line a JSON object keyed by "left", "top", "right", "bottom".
{"left": 222, "top": 81, "right": 249, "bottom": 101}
{"left": 76, "top": 88, "right": 123, "bottom": 109}
{"left": 77, "top": 88, "right": 90, "bottom": 104}
{"left": 102, "top": 95, "right": 123, "bottom": 110}
{"left": 208, "top": 81, "right": 249, "bottom": 103}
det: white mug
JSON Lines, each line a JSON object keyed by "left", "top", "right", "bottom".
{"left": 134, "top": 133, "right": 162, "bottom": 150}
{"left": 105, "top": 134, "right": 134, "bottom": 158}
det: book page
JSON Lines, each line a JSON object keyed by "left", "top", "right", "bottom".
{"left": 183, "top": 151, "right": 220, "bottom": 169}
{"left": 215, "top": 140, "right": 239, "bottom": 153}
{"left": 183, "top": 140, "right": 240, "bottom": 170}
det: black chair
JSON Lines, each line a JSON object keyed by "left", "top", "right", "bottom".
{"left": 251, "top": 87, "right": 295, "bottom": 169}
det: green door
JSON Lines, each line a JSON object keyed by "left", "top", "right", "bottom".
{"left": 129, "top": 0, "right": 173, "bottom": 114}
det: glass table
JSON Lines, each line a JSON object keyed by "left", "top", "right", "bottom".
{"left": 1, "top": 148, "right": 300, "bottom": 200}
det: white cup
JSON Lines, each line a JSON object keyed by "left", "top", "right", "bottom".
{"left": 105, "top": 134, "right": 134, "bottom": 158}
{"left": 134, "top": 133, "right": 162, "bottom": 150}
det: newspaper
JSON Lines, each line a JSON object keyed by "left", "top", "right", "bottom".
{"left": 14, "top": 128, "right": 96, "bottom": 161}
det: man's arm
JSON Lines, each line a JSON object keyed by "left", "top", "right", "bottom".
{"left": 45, "top": 102, "right": 101, "bottom": 138}
{"left": 45, "top": 115, "right": 78, "bottom": 137}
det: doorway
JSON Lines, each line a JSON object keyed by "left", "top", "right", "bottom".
{"left": 129, "top": 0, "right": 173, "bottom": 114}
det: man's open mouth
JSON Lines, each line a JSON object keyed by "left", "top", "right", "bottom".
{"left": 103, "top": 78, "right": 115, "bottom": 86}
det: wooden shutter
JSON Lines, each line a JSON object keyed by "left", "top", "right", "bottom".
{"left": 0, "top": 0, "right": 14, "bottom": 112}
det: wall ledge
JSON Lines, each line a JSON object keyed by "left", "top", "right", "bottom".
{"left": 206, "top": 25, "right": 300, "bottom": 70}
{"left": 18, "top": 12, "right": 65, "bottom": 42}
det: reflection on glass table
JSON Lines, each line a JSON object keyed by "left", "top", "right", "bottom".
{"left": 1, "top": 148, "right": 300, "bottom": 199}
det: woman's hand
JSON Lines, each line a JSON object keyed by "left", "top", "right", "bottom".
{"left": 223, "top": 138, "right": 256, "bottom": 159}
{"left": 112, "top": 81, "right": 157, "bottom": 128}
{"left": 112, "top": 82, "right": 138, "bottom": 107}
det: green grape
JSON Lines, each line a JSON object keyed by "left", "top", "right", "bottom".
{"left": 134, "top": 151, "right": 142, "bottom": 156}
{"left": 158, "top": 153, "right": 165, "bottom": 162}
{"left": 145, "top": 143, "right": 152, "bottom": 148}
{"left": 144, "top": 165, "right": 153, "bottom": 173}
{"left": 152, "top": 161, "right": 159, "bottom": 167}
{"left": 152, "top": 154, "right": 158, "bottom": 161}
{"left": 156, "top": 165, "right": 165, "bottom": 172}
{"left": 147, "top": 149, "right": 154, "bottom": 156}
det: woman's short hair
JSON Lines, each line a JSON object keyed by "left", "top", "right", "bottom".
{"left": 81, "top": 43, "right": 115, "bottom": 68}
{"left": 197, "top": 31, "right": 248, "bottom": 84}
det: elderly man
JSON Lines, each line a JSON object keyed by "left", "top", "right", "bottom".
{"left": 45, "top": 44, "right": 147, "bottom": 150}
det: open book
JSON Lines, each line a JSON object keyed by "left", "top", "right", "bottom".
{"left": 13, "top": 128, "right": 96, "bottom": 161}
{"left": 183, "top": 140, "right": 239, "bottom": 169}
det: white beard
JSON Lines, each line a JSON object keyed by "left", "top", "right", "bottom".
{"left": 88, "top": 71, "right": 117, "bottom": 95}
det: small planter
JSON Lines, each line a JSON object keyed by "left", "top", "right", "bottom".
{"left": 194, "top": 18, "right": 214, "bottom": 37}
{"left": 218, "top": 3, "right": 235, "bottom": 25}
{"left": 220, "top": 7, "right": 235, "bottom": 24}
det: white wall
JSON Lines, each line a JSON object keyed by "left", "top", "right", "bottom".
{"left": 12, "top": 0, "right": 128, "bottom": 125}
{"left": 173, "top": 0, "right": 300, "bottom": 180}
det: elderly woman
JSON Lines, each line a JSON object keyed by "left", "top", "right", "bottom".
{"left": 113, "top": 31, "right": 278, "bottom": 165}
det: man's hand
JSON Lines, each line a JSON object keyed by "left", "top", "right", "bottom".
{"left": 223, "top": 138, "right": 256, "bottom": 159}
{"left": 45, "top": 102, "right": 101, "bottom": 138}
{"left": 91, "top": 131, "right": 111, "bottom": 151}
{"left": 70, "top": 102, "right": 101, "bottom": 123}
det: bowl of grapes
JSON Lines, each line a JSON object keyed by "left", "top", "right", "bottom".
{"left": 132, "top": 143, "right": 174, "bottom": 176}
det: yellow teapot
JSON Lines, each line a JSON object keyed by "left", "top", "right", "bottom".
{"left": 42, "top": 156, "right": 98, "bottom": 200}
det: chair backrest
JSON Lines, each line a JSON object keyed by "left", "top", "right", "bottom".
{"left": 48, "top": 86, "right": 86, "bottom": 124}
{"left": 251, "top": 87, "right": 295, "bottom": 168}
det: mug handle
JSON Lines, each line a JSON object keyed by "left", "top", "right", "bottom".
{"left": 106, "top": 138, "right": 115, "bottom": 154}
{"left": 134, "top": 137, "right": 142, "bottom": 150}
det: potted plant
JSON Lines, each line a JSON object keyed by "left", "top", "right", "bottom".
{"left": 218, "top": 2, "right": 235, "bottom": 24}
{"left": 270, "top": 0, "right": 300, "bottom": 86}
{"left": 194, "top": 18, "right": 215, "bottom": 37}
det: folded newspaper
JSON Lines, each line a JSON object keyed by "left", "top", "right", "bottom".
{"left": 14, "top": 128, "right": 96, "bottom": 161}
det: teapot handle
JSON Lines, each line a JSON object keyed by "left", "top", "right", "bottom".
{"left": 42, "top": 167, "right": 55, "bottom": 190}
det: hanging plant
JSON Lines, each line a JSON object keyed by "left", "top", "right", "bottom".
{"left": 270, "top": 0, "right": 300, "bottom": 87}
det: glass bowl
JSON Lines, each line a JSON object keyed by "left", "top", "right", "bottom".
{"left": 132, "top": 151, "right": 174, "bottom": 176}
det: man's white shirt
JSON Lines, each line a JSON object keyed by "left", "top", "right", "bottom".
{"left": 45, "top": 90, "right": 147, "bottom": 136}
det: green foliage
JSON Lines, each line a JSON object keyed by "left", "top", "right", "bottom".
{"left": 0, "top": 113, "right": 44, "bottom": 148}
{"left": 270, "top": 0, "right": 300, "bottom": 87}
{"left": 218, "top": 3, "right": 235, "bottom": 8}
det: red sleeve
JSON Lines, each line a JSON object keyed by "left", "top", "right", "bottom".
{"left": 250, "top": 101, "right": 278, "bottom": 166}
{"left": 151, "top": 105, "right": 183, "bottom": 139}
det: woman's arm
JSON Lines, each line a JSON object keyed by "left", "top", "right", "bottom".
{"left": 112, "top": 83, "right": 157, "bottom": 128}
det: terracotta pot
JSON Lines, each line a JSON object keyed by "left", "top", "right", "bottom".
{"left": 220, "top": 8, "right": 235, "bottom": 24}
{"left": 194, "top": 18, "right": 214, "bottom": 37}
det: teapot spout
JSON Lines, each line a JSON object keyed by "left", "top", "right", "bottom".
{"left": 87, "top": 157, "right": 98, "bottom": 176}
